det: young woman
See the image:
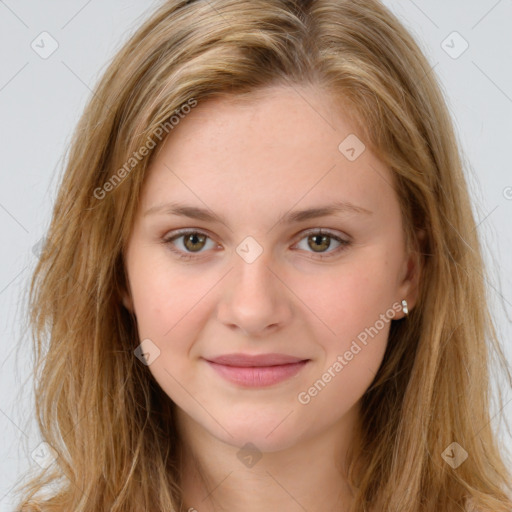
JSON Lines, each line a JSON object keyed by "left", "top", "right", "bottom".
{"left": 14, "top": 0, "right": 512, "bottom": 510}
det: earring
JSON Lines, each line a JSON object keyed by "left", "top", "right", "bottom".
{"left": 401, "top": 299, "right": 409, "bottom": 316}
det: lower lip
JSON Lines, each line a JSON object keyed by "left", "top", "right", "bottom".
{"left": 205, "top": 360, "right": 309, "bottom": 387}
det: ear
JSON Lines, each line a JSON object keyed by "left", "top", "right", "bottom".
{"left": 396, "top": 229, "right": 425, "bottom": 319}
{"left": 122, "top": 292, "right": 133, "bottom": 312}
{"left": 120, "top": 283, "right": 134, "bottom": 313}
{"left": 120, "top": 249, "right": 135, "bottom": 313}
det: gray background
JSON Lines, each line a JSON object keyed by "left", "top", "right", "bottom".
{"left": 1, "top": 0, "right": 511, "bottom": 508}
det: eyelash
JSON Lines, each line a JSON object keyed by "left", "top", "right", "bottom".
{"left": 161, "top": 228, "right": 351, "bottom": 261}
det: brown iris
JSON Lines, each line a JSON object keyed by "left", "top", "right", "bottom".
{"left": 183, "top": 232, "right": 207, "bottom": 252}
{"left": 308, "top": 233, "right": 331, "bottom": 252}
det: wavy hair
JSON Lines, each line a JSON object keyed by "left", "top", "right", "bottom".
{"left": 13, "top": 0, "right": 512, "bottom": 510}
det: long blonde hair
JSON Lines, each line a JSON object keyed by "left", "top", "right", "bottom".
{"left": 13, "top": 0, "right": 512, "bottom": 510}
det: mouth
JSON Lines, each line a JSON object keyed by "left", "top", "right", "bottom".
{"left": 203, "top": 354, "right": 310, "bottom": 387}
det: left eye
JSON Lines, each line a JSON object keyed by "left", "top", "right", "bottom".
{"left": 293, "top": 229, "right": 349, "bottom": 257}
{"left": 162, "top": 229, "right": 350, "bottom": 260}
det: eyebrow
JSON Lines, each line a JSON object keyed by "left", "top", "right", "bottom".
{"left": 144, "top": 200, "right": 373, "bottom": 225}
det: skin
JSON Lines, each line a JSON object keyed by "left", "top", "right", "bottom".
{"left": 121, "top": 84, "right": 421, "bottom": 511}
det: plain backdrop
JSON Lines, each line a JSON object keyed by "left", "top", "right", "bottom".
{"left": 1, "top": 0, "right": 511, "bottom": 509}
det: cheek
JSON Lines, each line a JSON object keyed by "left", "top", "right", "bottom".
{"left": 128, "top": 255, "right": 209, "bottom": 354}
{"left": 293, "top": 251, "right": 399, "bottom": 338}
{"left": 129, "top": 261, "right": 209, "bottom": 398}
{"left": 289, "top": 251, "right": 398, "bottom": 396}
{"left": 292, "top": 282, "right": 393, "bottom": 417}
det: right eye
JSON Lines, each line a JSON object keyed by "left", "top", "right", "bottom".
{"left": 162, "top": 229, "right": 218, "bottom": 260}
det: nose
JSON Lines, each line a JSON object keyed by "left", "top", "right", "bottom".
{"left": 216, "top": 248, "right": 293, "bottom": 337}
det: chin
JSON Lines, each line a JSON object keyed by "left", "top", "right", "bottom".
{"left": 208, "top": 418, "right": 303, "bottom": 454}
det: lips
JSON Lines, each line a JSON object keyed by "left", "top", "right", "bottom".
{"left": 205, "top": 353, "right": 308, "bottom": 367}
{"left": 203, "top": 353, "right": 311, "bottom": 387}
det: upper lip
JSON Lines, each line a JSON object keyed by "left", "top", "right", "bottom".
{"left": 205, "top": 353, "right": 309, "bottom": 367}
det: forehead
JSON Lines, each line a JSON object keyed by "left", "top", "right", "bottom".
{"left": 138, "top": 84, "right": 397, "bottom": 225}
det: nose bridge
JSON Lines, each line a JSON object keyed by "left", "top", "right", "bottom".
{"left": 217, "top": 240, "right": 291, "bottom": 334}
{"left": 231, "top": 242, "right": 277, "bottom": 303}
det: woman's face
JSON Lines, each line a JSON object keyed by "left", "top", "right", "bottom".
{"left": 122, "top": 84, "right": 420, "bottom": 452}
